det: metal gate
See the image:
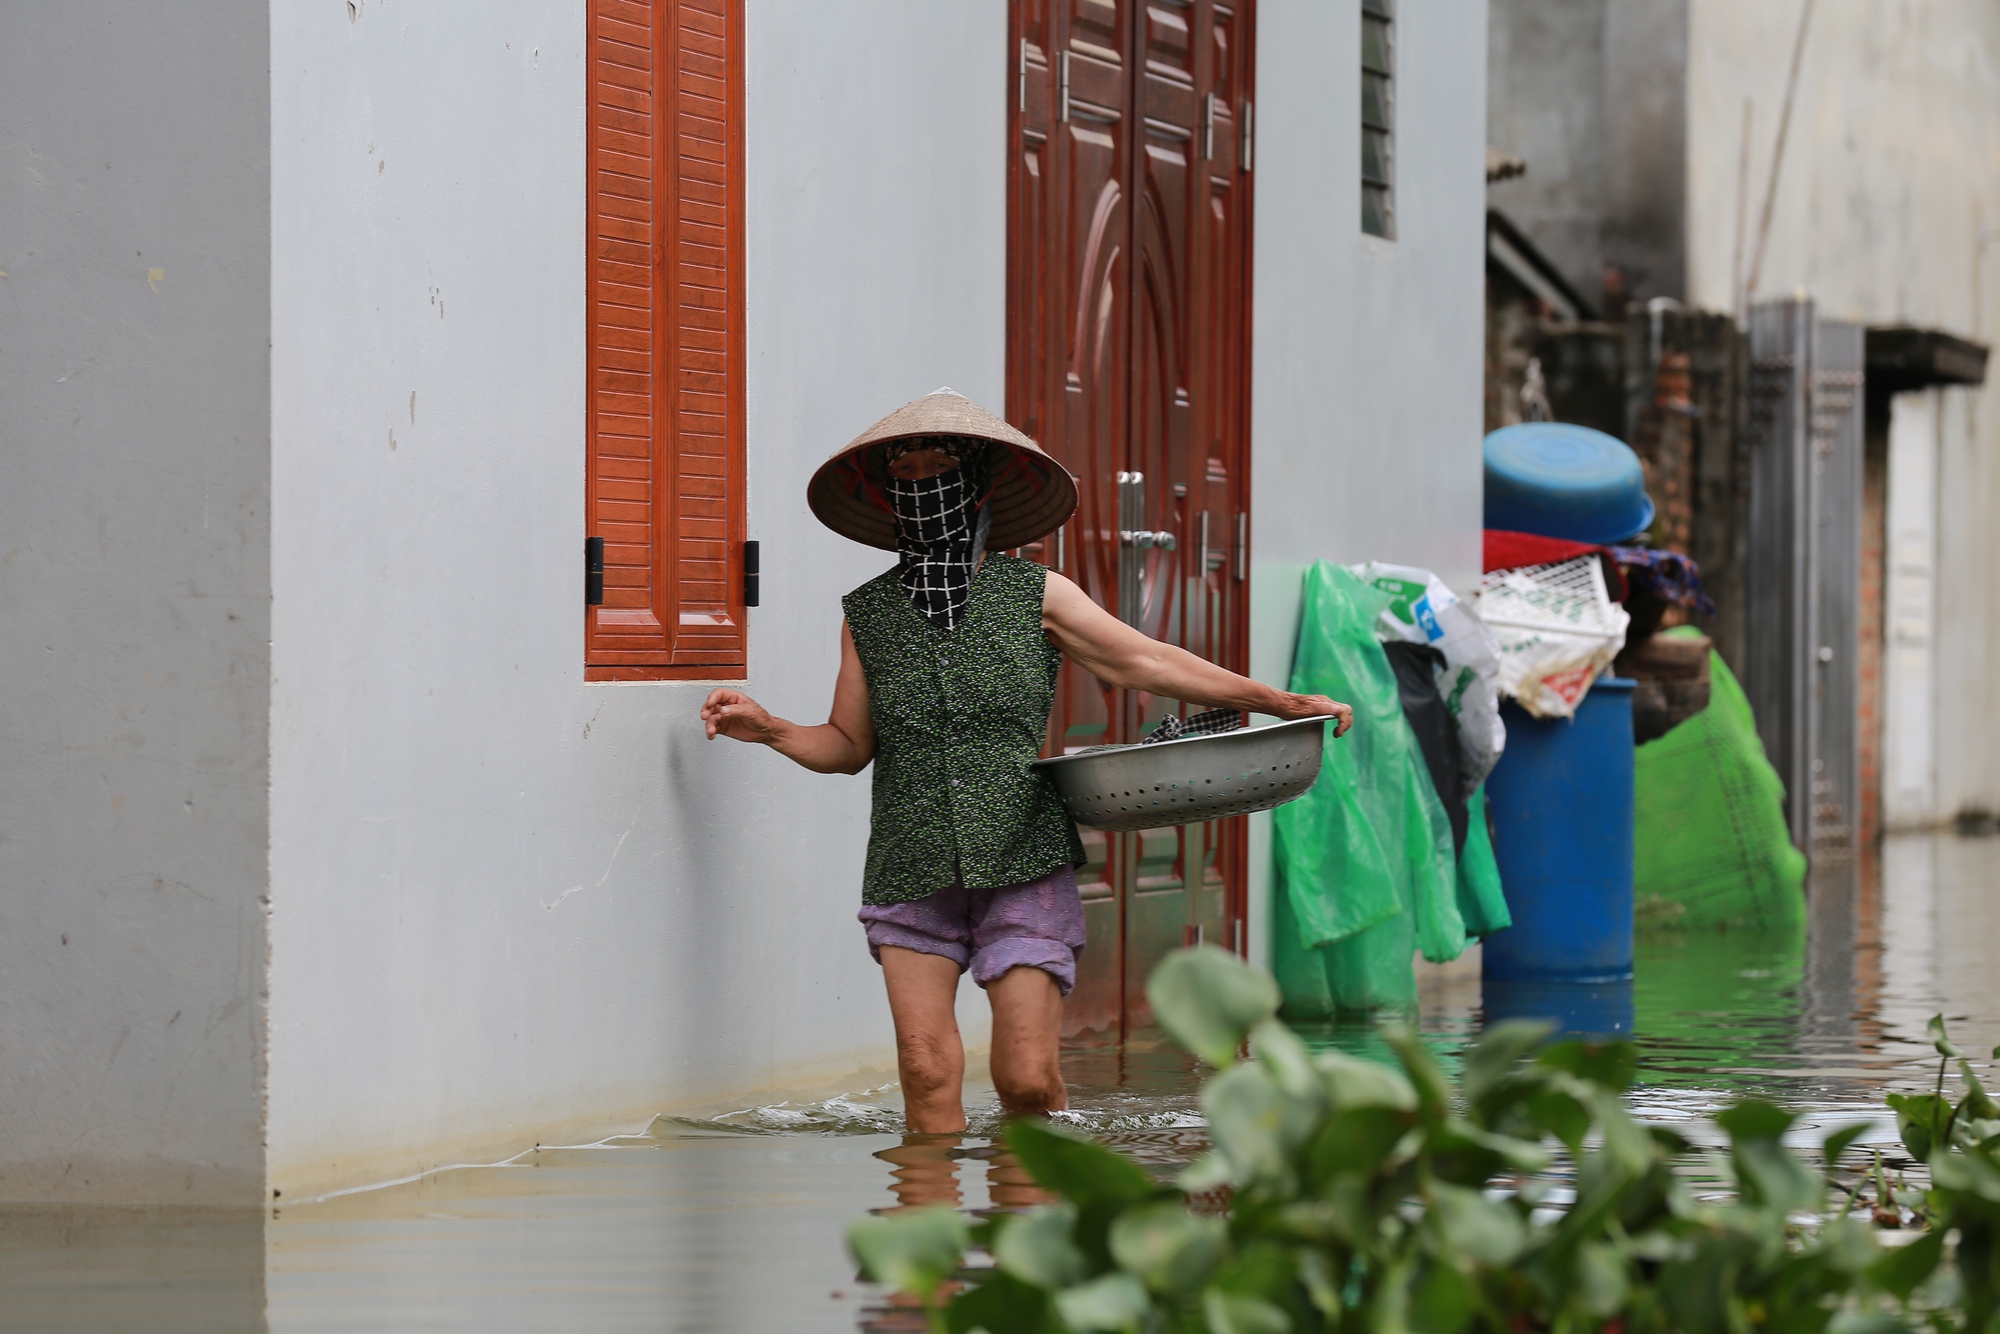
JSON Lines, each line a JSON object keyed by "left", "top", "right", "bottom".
{"left": 1745, "top": 298, "right": 1864, "bottom": 859}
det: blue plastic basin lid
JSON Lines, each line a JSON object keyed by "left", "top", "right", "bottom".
{"left": 1484, "top": 422, "right": 1655, "bottom": 545}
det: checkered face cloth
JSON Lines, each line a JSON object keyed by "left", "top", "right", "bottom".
{"left": 886, "top": 441, "right": 990, "bottom": 632}
{"left": 1143, "top": 708, "right": 1245, "bottom": 744}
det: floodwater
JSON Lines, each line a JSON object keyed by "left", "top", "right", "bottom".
{"left": 4, "top": 831, "right": 1996, "bottom": 1333}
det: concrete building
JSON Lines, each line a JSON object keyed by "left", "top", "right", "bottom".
{"left": 1, "top": 0, "right": 1491, "bottom": 1204}
{"left": 1486, "top": 0, "right": 2000, "bottom": 831}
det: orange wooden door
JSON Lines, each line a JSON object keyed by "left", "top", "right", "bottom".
{"left": 1009, "top": 0, "right": 1256, "bottom": 1041}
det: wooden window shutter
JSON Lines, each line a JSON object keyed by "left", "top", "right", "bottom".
{"left": 586, "top": 0, "right": 748, "bottom": 680}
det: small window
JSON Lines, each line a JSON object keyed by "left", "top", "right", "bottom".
{"left": 585, "top": 0, "right": 749, "bottom": 680}
{"left": 1361, "top": 0, "right": 1395, "bottom": 238}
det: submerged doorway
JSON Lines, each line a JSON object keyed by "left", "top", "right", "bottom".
{"left": 1006, "top": 0, "right": 1258, "bottom": 1040}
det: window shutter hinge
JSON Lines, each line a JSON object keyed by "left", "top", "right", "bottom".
{"left": 743, "top": 539, "right": 760, "bottom": 608}
{"left": 585, "top": 535, "right": 605, "bottom": 606}
{"left": 1241, "top": 100, "right": 1254, "bottom": 172}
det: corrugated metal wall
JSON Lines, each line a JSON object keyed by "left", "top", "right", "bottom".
{"left": 1745, "top": 298, "right": 1864, "bottom": 859}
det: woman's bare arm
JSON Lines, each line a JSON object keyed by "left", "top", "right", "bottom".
{"left": 699, "top": 621, "right": 877, "bottom": 773}
{"left": 1042, "top": 572, "right": 1353, "bottom": 736}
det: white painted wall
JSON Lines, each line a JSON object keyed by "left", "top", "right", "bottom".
{"left": 267, "top": 0, "right": 1007, "bottom": 1198}
{"left": 0, "top": 2, "right": 271, "bottom": 1204}
{"left": 1486, "top": 0, "right": 1688, "bottom": 308}
{"left": 7, "top": 0, "right": 1490, "bottom": 1201}
{"left": 1883, "top": 391, "right": 1940, "bottom": 829}
{"left": 1686, "top": 0, "right": 2000, "bottom": 821}
{"left": 1247, "top": 0, "right": 1490, "bottom": 961}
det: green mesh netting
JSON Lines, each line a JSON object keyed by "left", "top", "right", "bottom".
{"left": 1273, "top": 562, "right": 1507, "bottom": 1017}
{"left": 1632, "top": 633, "right": 1806, "bottom": 932}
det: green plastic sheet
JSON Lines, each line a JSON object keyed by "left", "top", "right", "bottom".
{"left": 1273, "top": 562, "right": 1510, "bottom": 1017}
{"left": 1633, "top": 635, "right": 1806, "bottom": 933}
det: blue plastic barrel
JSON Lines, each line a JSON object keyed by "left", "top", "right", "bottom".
{"left": 1482, "top": 977, "right": 1634, "bottom": 1037}
{"left": 1482, "top": 678, "right": 1636, "bottom": 983}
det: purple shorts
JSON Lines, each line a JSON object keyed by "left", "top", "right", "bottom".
{"left": 859, "top": 867, "right": 1088, "bottom": 995}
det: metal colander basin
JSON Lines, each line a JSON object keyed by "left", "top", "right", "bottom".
{"left": 1030, "top": 715, "right": 1334, "bottom": 833}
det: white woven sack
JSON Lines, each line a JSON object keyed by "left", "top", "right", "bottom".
{"left": 1471, "top": 556, "right": 1630, "bottom": 720}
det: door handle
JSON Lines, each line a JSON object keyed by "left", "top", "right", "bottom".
{"left": 1116, "top": 471, "right": 1176, "bottom": 627}
{"left": 1116, "top": 471, "right": 1143, "bottom": 626}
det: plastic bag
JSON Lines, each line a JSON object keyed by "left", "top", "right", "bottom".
{"left": 1471, "top": 555, "right": 1630, "bottom": 719}
{"left": 1632, "top": 637, "right": 1805, "bottom": 932}
{"left": 1272, "top": 563, "right": 1478, "bottom": 1017}
{"left": 1350, "top": 562, "right": 1506, "bottom": 793}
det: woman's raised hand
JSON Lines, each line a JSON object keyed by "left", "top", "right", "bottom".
{"left": 701, "top": 688, "right": 781, "bottom": 743}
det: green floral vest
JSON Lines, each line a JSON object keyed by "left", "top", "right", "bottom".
{"left": 842, "top": 554, "right": 1086, "bottom": 905}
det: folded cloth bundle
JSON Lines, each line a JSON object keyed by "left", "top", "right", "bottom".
{"left": 1143, "top": 707, "right": 1244, "bottom": 744}
{"left": 1607, "top": 545, "right": 1717, "bottom": 616}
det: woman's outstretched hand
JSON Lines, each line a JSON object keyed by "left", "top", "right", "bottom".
{"left": 701, "top": 689, "right": 781, "bottom": 743}
{"left": 1273, "top": 692, "right": 1353, "bottom": 737}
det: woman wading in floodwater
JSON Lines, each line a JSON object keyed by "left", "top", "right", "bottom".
{"left": 701, "top": 390, "right": 1350, "bottom": 1133}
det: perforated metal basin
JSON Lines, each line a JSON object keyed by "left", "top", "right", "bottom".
{"left": 1030, "top": 716, "right": 1334, "bottom": 832}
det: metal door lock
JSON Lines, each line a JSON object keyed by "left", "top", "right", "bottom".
{"left": 1119, "top": 529, "right": 1176, "bottom": 550}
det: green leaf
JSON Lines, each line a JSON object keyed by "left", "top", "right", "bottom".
{"left": 1886, "top": 1093, "right": 1951, "bottom": 1164}
{"left": 1537, "top": 1038, "right": 1639, "bottom": 1093}
{"left": 1307, "top": 1103, "right": 1413, "bottom": 1183}
{"left": 1928, "top": 1013, "right": 1961, "bottom": 1059}
{"left": 1431, "top": 1120, "right": 1553, "bottom": 1178}
{"left": 1107, "top": 1200, "right": 1226, "bottom": 1293}
{"left": 1004, "top": 1118, "right": 1155, "bottom": 1209}
{"left": 1736, "top": 1139, "right": 1824, "bottom": 1215}
{"left": 1297, "top": 1248, "right": 1342, "bottom": 1319}
{"left": 1713, "top": 1100, "right": 1821, "bottom": 1215}
{"left": 1177, "top": 1150, "right": 1234, "bottom": 1193}
{"left": 1431, "top": 1181, "right": 1527, "bottom": 1265}
{"left": 993, "top": 1205, "right": 1088, "bottom": 1290}
{"left": 1815, "top": 1215, "right": 1880, "bottom": 1275}
{"left": 1315, "top": 1049, "right": 1418, "bottom": 1112}
{"left": 1824, "top": 1313, "right": 1914, "bottom": 1334}
{"left": 1203, "top": 1060, "right": 1320, "bottom": 1188}
{"left": 1823, "top": 1122, "right": 1871, "bottom": 1168}
{"left": 847, "top": 1207, "right": 969, "bottom": 1301}
{"left": 1930, "top": 1143, "right": 2000, "bottom": 1203}
{"left": 1589, "top": 1087, "right": 1656, "bottom": 1179}
{"left": 1570, "top": 1240, "right": 1630, "bottom": 1318}
{"left": 946, "top": 1270, "right": 1054, "bottom": 1334}
{"left": 1525, "top": 1086, "right": 1592, "bottom": 1152}
{"left": 1714, "top": 1098, "right": 1797, "bottom": 1145}
{"left": 1461, "top": 1019, "right": 1555, "bottom": 1104}
{"left": 1053, "top": 1272, "right": 1151, "bottom": 1331}
{"left": 1382, "top": 1025, "right": 1452, "bottom": 1124}
{"left": 1408, "top": 1256, "right": 1475, "bottom": 1334}
{"left": 1202, "top": 1289, "right": 1295, "bottom": 1334}
{"left": 1249, "top": 1017, "right": 1321, "bottom": 1100}
{"left": 1961, "top": 1059, "right": 2000, "bottom": 1121}
{"left": 1867, "top": 1226, "right": 1945, "bottom": 1300}
{"left": 1145, "top": 946, "right": 1279, "bottom": 1068}
{"left": 1647, "top": 1124, "right": 1694, "bottom": 1157}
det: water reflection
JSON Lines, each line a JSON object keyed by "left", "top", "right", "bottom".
{"left": 1, "top": 832, "right": 1994, "bottom": 1333}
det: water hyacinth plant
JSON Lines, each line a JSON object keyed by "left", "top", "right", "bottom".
{"left": 848, "top": 946, "right": 2000, "bottom": 1334}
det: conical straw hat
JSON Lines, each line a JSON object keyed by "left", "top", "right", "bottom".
{"left": 807, "top": 388, "right": 1079, "bottom": 551}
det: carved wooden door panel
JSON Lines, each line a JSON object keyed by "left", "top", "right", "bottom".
{"left": 1009, "top": 0, "right": 1255, "bottom": 1041}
